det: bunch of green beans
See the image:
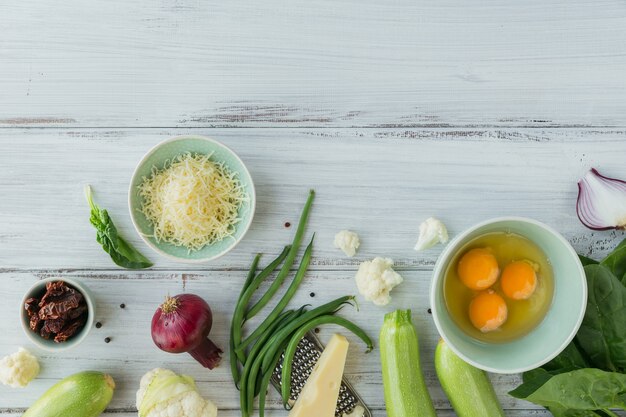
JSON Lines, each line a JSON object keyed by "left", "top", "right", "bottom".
{"left": 228, "top": 190, "right": 374, "bottom": 417}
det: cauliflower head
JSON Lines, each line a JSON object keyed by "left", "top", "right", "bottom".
{"left": 136, "top": 368, "right": 217, "bottom": 417}
{"left": 334, "top": 230, "right": 360, "bottom": 257}
{"left": 0, "top": 347, "right": 40, "bottom": 388}
{"left": 355, "top": 257, "right": 403, "bottom": 306}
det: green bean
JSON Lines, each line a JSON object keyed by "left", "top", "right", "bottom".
{"left": 230, "top": 253, "right": 261, "bottom": 387}
{"left": 243, "top": 254, "right": 261, "bottom": 291}
{"left": 232, "top": 245, "right": 291, "bottom": 363}
{"left": 259, "top": 344, "right": 289, "bottom": 417}
{"left": 243, "top": 296, "right": 356, "bottom": 413}
{"left": 229, "top": 329, "right": 241, "bottom": 388}
{"left": 245, "top": 341, "right": 274, "bottom": 415}
{"left": 280, "top": 315, "right": 374, "bottom": 407}
{"left": 252, "top": 311, "right": 306, "bottom": 398}
{"left": 239, "top": 308, "right": 303, "bottom": 414}
{"left": 258, "top": 300, "right": 354, "bottom": 373}
{"left": 244, "top": 306, "right": 308, "bottom": 371}
{"left": 245, "top": 190, "right": 315, "bottom": 320}
{"left": 239, "top": 235, "right": 314, "bottom": 351}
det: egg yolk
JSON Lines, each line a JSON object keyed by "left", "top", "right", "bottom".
{"left": 457, "top": 248, "right": 500, "bottom": 290}
{"left": 469, "top": 290, "right": 508, "bottom": 332}
{"left": 501, "top": 261, "right": 537, "bottom": 300}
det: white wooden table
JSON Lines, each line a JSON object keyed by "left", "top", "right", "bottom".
{"left": 2, "top": 1, "right": 626, "bottom": 416}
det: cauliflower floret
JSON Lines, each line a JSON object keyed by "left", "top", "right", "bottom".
{"left": 0, "top": 348, "right": 40, "bottom": 388}
{"left": 334, "top": 230, "right": 360, "bottom": 257}
{"left": 355, "top": 257, "right": 403, "bottom": 306}
{"left": 136, "top": 368, "right": 217, "bottom": 417}
{"left": 414, "top": 217, "right": 448, "bottom": 251}
{"left": 136, "top": 368, "right": 176, "bottom": 408}
{"left": 146, "top": 390, "right": 217, "bottom": 417}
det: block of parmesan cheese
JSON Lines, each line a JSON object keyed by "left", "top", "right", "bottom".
{"left": 288, "top": 333, "right": 350, "bottom": 417}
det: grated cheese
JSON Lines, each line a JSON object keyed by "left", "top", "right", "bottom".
{"left": 138, "top": 152, "right": 247, "bottom": 251}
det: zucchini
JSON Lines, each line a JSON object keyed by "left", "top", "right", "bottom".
{"left": 379, "top": 309, "right": 437, "bottom": 417}
{"left": 23, "top": 371, "right": 115, "bottom": 417}
{"left": 435, "top": 339, "right": 505, "bottom": 417}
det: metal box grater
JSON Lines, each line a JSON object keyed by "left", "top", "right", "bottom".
{"left": 270, "top": 332, "right": 371, "bottom": 417}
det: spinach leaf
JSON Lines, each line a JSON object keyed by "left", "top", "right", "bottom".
{"left": 543, "top": 342, "right": 590, "bottom": 374}
{"left": 548, "top": 407, "right": 615, "bottom": 417}
{"left": 601, "top": 238, "right": 626, "bottom": 282}
{"left": 511, "top": 243, "right": 626, "bottom": 417}
{"left": 580, "top": 255, "right": 599, "bottom": 266}
{"left": 510, "top": 369, "right": 626, "bottom": 413}
{"left": 510, "top": 368, "right": 554, "bottom": 399}
{"left": 576, "top": 264, "right": 626, "bottom": 372}
{"left": 86, "top": 185, "right": 153, "bottom": 269}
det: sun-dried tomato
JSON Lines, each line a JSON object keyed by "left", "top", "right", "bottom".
{"left": 26, "top": 281, "right": 89, "bottom": 344}
{"left": 24, "top": 297, "right": 39, "bottom": 317}
{"left": 40, "top": 326, "right": 52, "bottom": 340}
{"left": 38, "top": 289, "right": 83, "bottom": 320}
{"left": 38, "top": 281, "right": 68, "bottom": 307}
{"left": 43, "top": 318, "right": 66, "bottom": 334}
{"left": 67, "top": 304, "right": 87, "bottom": 320}
{"left": 29, "top": 314, "right": 42, "bottom": 332}
{"left": 54, "top": 316, "right": 86, "bottom": 343}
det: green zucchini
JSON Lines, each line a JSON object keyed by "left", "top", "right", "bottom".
{"left": 435, "top": 339, "right": 505, "bottom": 417}
{"left": 379, "top": 309, "right": 437, "bottom": 417}
{"left": 23, "top": 371, "right": 115, "bottom": 417}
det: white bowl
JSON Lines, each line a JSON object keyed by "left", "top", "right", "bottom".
{"left": 430, "top": 217, "right": 587, "bottom": 374}
{"left": 20, "top": 277, "right": 95, "bottom": 351}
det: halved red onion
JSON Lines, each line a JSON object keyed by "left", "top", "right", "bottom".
{"left": 577, "top": 168, "right": 626, "bottom": 230}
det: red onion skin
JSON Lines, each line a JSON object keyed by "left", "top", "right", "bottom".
{"left": 151, "top": 294, "right": 222, "bottom": 369}
{"left": 577, "top": 168, "right": 626, "bottom": 231}
{"left": 188, "top": 338, "right": 223, "bottom": 369}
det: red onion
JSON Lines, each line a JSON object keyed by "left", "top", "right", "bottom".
{"left": 577, "top": 168, "right": 626, "bottom": 230}
{"left": 151, "top": 294, "right": 222, "bottom": 369}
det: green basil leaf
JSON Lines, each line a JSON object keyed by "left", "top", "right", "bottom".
{"left": 113, "top": 236, "right": 153, "bottom": 269}
{"left": 85, "top": 186, "right": 153, "bottom": 270}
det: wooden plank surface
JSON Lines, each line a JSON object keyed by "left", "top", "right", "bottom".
{"left": 0, "top": 269, "right": 541, "bottom": 415}
{"left": 2, "top": 0, "right": 626, "bottom": 415}
{"left": 0, "top": 128, "right": 625, "bottom": 416}
{"left": 0, "top": 128, "right": 624, "bottom": 272}
{"left": 1, "top": 0, "right": 626, "bottom": 128}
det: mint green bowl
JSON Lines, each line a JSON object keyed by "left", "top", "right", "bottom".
{"left": 128, "top": 136, "right": 256, "bottom": 263}
{"left": 430, "top": 217, "right": 587, "bottom": 374}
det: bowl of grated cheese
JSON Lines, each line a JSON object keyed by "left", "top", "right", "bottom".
{"left": 129, "top": 135, "right": 256, "bottom": 263}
